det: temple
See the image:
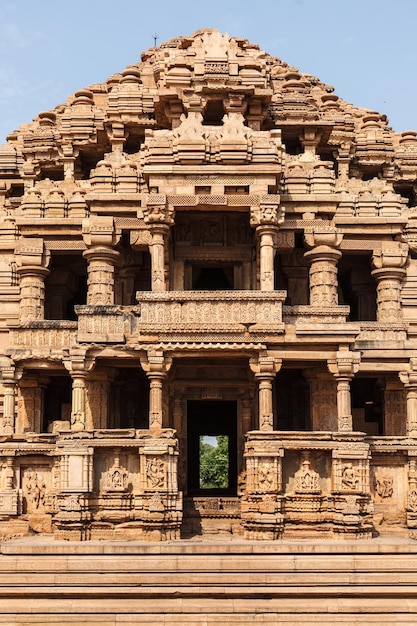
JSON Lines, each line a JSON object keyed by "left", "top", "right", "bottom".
{"left": 1, "top": 28, "right": 417, "bottom": 542}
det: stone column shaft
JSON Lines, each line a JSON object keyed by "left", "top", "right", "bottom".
{"left": 372, "top": 245, "right": 408, "bottom": 322}
{"left": 257, "top": 376, "right": 274, "bottom": 430}
{"left": 71, "top": 374, "right": 86, "bottom": 432}
{"left": 406, "top": 387, "right": 417, "bottom": 435}
{"left": 2, "top": 381, "right": 16, "bottom": 435}
{"left": 17, "top": 267, "right": 50, "bottom": 321}
{"left": 304, "top": 247, "right": 341, "bottom": 306}
{"left": 149, "top": 225, "right": 168, "bottom": 292}
{"left": 148, "top": 374, "right": 165, "bottom": 427}
{"left": 336, "top": 378, "right": 353, "bottom": 431}
{"left": 371, "top": 267, "right": 406, "bottom": 322}
{"left": 140, "top": 352, "right": 172, "bottom": 429}
{"left": 250, "top": 355, "right": 281, "bottom": 432}
{"left": 257, "top": 225, "right": 277, "bottom": 291}
{"left": 399, "top": 363, "right": 417, "bottom": 436}
{"left": 328, "top": 350, "right": 360, "bottom": 432}
{"left": 83, "top": 248, "right": 120, "bottom": 305}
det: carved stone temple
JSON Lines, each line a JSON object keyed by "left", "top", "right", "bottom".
{"left": 1, "top": 28, "right": 417, "bottom": 543}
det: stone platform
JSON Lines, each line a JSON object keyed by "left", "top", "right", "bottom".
{"left": 1, "top": 537, "right": 417, "bottom": 624}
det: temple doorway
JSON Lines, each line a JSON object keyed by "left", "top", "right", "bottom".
{"left": 187, "top": 400, "right": 237, "bottom": 496}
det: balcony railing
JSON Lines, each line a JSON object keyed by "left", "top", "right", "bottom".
{"left": 9, "top": 320, "right": 78, "bottom": 349}
{"left": 136, "top": 290, "right": 286, "bottom": 341}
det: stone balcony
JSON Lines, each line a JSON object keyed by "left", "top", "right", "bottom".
{"left": 136, "top": 290, "right": 286, "bottom": 343}
{"left": 8, "top": 320, "right": 78, "bottom": 352}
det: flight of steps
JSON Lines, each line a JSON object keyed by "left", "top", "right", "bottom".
{"left": 0, "top": 538, "right": 417, "bottom": 625}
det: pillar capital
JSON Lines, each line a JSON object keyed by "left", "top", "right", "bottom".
{"left": 249, "top": 354, "right": 282, "bottom": 379}
{"left": 143, "top": 194, "right": 174, "bottom": 226}
{"left": 140, "top": 350, "right": 172, "bottom": 377}
{"left": 250, "top": 197, "right": 283, "bottom": 228}
{"left": 327, "top": 350, "right": 361, "bottom": 380}
{"left": 82, "top": 216, "right": 121, "bottom": 249}
{"left": 304, "top": 226, "right": 343, "bottom": 249}
{"left": 15, "top": 237, "right": 50, "bottom": 271}
{"left": 372, "top": 242, "right": 409, "bottom": 271}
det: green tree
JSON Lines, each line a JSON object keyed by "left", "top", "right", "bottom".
{"left": 199, "top": 435, "right": 229, "bottom": 489}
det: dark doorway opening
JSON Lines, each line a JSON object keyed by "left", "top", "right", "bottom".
{"left": 192, "top": 265, "right": 234, "bottom": 290}
{"left": 187, "top": 400, "right": 237, "bottom": 496}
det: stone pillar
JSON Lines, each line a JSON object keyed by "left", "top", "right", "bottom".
{"left": 250, "top": 198, "right": 283, "bottom": 291}
{"left": 328, "top": 350, "right": 360, "bottom": 432}
{"left": 304, "top": 228, "right": 343, "bottom": 306}
{"left": 15, "top": 238, "right": 50, "bottom": 321}
{"left": 64, "top": 351, "right": 95, "bottom": 433}
{"left": 143, "top": 195, "right": 174, "bottom": 292}
{"left": 241, "top": 394, "right": 253, "bottom": 434}
{"left": 249, "top": 354, "right": 282, "bottom": 431}
{"left": 399, "top": 358, "right": 417, "bottom": 436}
{"left": 140, "top": 351, "right": 172, "bottom": 429}
{"left": 372, "top": 243, "right": 408, "bottom": 322}
{"left": 82, "top": 217, "right": 121, "bottom": 305}
{"left": 0, "top": 363, "right": 17, "bottom": 436}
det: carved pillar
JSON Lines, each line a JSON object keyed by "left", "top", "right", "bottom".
{"left": 15, "top": 238, "right": 50, "bottom": 321}
{"left": 143, "top": 195, "right": 174, "bottom": 292}
{"left": 82, "top": 217, "right": 121, "bottom": 305}
{"left": 250, "top": 354, "right": 282, "bottom": 431}
{"left": 399, "top": 358, "right": 417, "bottom": 436}
{"left": 372, "top": 244, "right": 408, "bottom": 322}
{"left": 328, "top": 350, "right": 360, "bottom": 432}
{"left": 64, "top": 351, "right": 95, "bottom": 432}
{"left": 250, "top": 199, "right": 283, "bottom": 291}
{"left": 0, "top": 362, "right": 18, "bottom": 435}
{"left": 140, "top": 351, "right": 172, "bottom": 429}
{"left": 304, "top": 228, "right": 343, "bottom": 306}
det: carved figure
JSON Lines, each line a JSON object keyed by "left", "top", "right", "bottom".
{"left": 374, "top": 471, "right": 394, "bottom": 498}
{"left": 146, "top": 457, "right": 165, "bottom": 488}
{"left": 294, "top": 454, "right": 321, "bottom": 494}
{"left": 341, "top": 464, "right": 360, "bottom": 490}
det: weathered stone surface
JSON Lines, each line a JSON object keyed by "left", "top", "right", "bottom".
{"left": 1, "top": 26, "right": 417, "bottom": 621}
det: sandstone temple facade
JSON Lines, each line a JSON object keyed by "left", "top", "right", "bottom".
{"left": 0, "top": 28, "right": 417, "bottom": 542}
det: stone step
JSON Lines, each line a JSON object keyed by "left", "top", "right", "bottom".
{"left": 0, "top": 538, "right": 417, "bottom": 624}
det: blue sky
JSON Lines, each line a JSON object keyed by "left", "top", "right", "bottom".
{"left": 1, "top": 0, "right": 417, "bottom": 143}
